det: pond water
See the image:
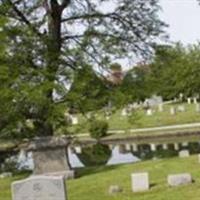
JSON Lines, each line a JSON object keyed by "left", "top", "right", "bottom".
{"left": 17, "top": 135, "right": 200, "bottom": 169}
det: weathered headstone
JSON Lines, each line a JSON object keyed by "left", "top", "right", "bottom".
{"left": 146, "top": 109, "right": 153, "bottom": 116}
{"left": 158, "top": 104, "right": 163, "bottom": 112}
{"left": 187, "top": 98, "right": 191, "bottom": 104}
{"left": 71, "top": 116, "right": 78, "bottom": 125}
{"left": 179, "top": 150, "right": 189, "bottom": 158}
{"left": 196, "top": 104, "right": 200, "bottom": 113}
{"left": 167, "top": 173, "right": 192, "bottom": 187}
{"left": 131, "top": 173, "right": 149, "bottom": 192}
{"left": 177, "top": 105, "right": 185, "bottom": 112}
{"left": 121, "top": 108, "right": 128, "bottom": 116}
{"left": 108, "top": 185, "right": 123, "bottom": 195}
{"left": 170, "top": 107, "right": 176, "bottom": 115}
{"left": 198, "top": 154, "right": 200, "bottom": 163}
{"left": 12, "top": 175, "right": 67, "bottom": 200}
{"left": 193, "top": 97, "right": 198, "bottom": 104}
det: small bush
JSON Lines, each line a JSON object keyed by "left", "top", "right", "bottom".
{"left": 89, "top": 120, "right": 108, "bottom": 139}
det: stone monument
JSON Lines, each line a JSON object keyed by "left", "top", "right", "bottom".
{"left": 12, "top": 175, "right": 67, "bottom": 200}
{"left": 131, "top": 172, "right": 149, "bottom": 192}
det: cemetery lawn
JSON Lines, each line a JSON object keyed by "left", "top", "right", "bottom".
{"left": 2, "top": 155, "right": 200, "bottom": 200}
{"left": 70, "top": 103, "right": 200, "bottom": 134}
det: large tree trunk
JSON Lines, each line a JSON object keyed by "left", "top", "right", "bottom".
{"left": 39, "top": 3, "right": 63, "bottom": 136}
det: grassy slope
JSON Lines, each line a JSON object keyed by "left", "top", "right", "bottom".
{"left": 71, "top": 103, "right": 200, "bottom": 134}
{"left": 2, "top": 155, "right": 200, "bottom": 200}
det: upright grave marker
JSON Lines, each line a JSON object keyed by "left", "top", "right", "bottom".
{"left": 12, "top": 175, "right": 67, "bottom": 200}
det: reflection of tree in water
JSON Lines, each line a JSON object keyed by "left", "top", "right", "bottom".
{"left": 78, "top": 143, "right": 111, "bottom": 167}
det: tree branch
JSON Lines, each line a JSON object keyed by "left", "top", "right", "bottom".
{"left": 6, "top": 0, "right": 42, "bottom": 37}
{"left": 61, "top": 12, "right": 115, "bottom": 23}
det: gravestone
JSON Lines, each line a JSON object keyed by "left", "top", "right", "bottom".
{"left": 12, "top": 175, "right": 67, "bottom": 200}
{"left": 121, "top": 108, "right": 128, "bottom": 116}
{"left": 187, "top": 98, "right": 191, "bottom": 104}
{"left": 146, "top": 109, "right": 153, "bottom": 116}
{"left": 108, "top": 185, "right": 122, "bottom": 195}
{"left": 158, "top": 104, "right": 163, "bottom": 112}
{"left": 196, "top": 104, "right": 200, "bottom": 113}
{"left": 167, "top": 173, "right": 192, "bottom": 187}
{"left": 177, "top": 105, "right": 185, "bottom": 112}
{"left": 170, "top": 107, "right": 176, "bottom": 115}
{"left": 131, "top": 172, "right": 149, "bottom": 192}
{"left": 71, "top": 116, "right": 78, "bottom": 125}
{"left": 179, "top": 150, "right": 189, "bottom": 158}
{"left": 179, "top": 93, "right": 183, "bottom": 101}
{"left": 198, "top": 154, "right": 200, "bottom": 163}
{"left": 28, "top": 137, "right": 74, "bottom": 179}
{"left": 193, "top": 97, "right": 198, "bottom": 104}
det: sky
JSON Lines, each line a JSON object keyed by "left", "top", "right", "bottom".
{"left": 160, "top": 0, "right": 200, "bottom": 45}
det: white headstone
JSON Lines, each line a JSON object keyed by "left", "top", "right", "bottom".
{"left": 177, "top": 105, "right": 185, "bottom": 112}
{"left": 12, "top": 176, "right": 67, "bottom": 200}
{"left": 158, "top": 104, "right": 163, "bottom": 112}
{"left": 121, "top": 108, "right": 127, "bottom": 116}
{"left": 179, "top": 150, "right": 189, "bottom": 158}
{"left": 167, "top": 173, "right": 192, "bottom": 187}
{"left": 193, "top": 97, "right": 198, "bottom": 104}
{"left": 146, "top": 109, "right": 153, "bottom": 116}
{"left": 131, "top": 173, "right": 149, "bottom": 192}
{"left": 196, "top": 104, "right": 200, "bottom": 113}
{"left": 187, "top": 98, "right": 191, "bottom": 104}
{"left": 170, "top": 107, "right": 176, "bottom": 115}
{"left": 71, "top": 116, "right": 78, "bottom": 125}
{"left": 198, "top": 154, "right": 200, "bottom": 163}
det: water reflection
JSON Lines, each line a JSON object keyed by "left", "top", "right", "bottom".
{"left": 69, "top": 141, "right": 200, "bottom": 168}
{"left": 17, "top": 139, "right": 200, "bottom": 169}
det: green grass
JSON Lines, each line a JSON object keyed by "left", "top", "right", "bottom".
{"left": 70, "top": 103, "right": 200, "bottom": 134}
{"left": 2, "top": 155, "right": 200, "bottom": 200}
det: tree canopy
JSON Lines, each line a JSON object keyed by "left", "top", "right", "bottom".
{"left": 0, "top": 0, "right": 164, "bottom": 138}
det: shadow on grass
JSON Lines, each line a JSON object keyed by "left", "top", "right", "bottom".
{"left": 75, "top": 165, "right": 120, "bottom": 178}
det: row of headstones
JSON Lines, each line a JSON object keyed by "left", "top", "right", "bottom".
{"left": 11, "top": 171, "right": 194, "bottom": 199}
{"left": 109, "top": 172, "right": 193, "bottom": 194}
{"left": 146, "top": 104, "right": 200, "bottom": 116}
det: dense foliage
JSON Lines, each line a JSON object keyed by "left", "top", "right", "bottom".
{"left": 0, "top": 0, "right": 164, "bottom": 139}
{"left": 89, "top": 120, "right": 108, "bottom": 139}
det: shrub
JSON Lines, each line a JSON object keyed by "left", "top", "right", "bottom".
{"left": 89, "top": 120, "right": 108, "bottom": 139}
